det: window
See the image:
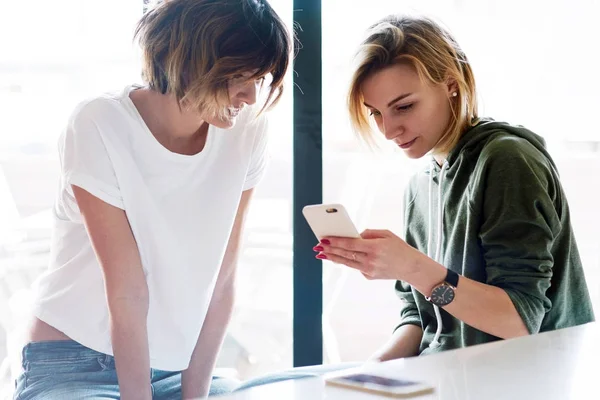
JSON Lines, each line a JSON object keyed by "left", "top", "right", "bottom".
{"left": 0, "top": 0, "right": 597, "bottom": 386}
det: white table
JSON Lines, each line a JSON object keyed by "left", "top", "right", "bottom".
{"left": 215, "top": 322, "right": 599, "bottom": 399}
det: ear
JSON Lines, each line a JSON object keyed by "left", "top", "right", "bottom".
{"left": 445, "top": 77, "right": 458, "bottom": 97}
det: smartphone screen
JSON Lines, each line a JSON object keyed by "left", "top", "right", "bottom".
{"left": 338, "top": 374, "right": 419, "bottom": 388}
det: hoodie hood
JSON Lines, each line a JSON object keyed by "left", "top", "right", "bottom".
{"left": 445, "top": 118, "right": 556, "bottom": 170}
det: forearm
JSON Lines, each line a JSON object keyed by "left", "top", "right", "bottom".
{"left": 72, "top": 186, "right": 152, "bottom": 398}
{"left": 370, "top": 324, "right": 423, "bottom": 362}
{"left": 182, "top": 283, "right": 235, "bottom": 399}
{"left": 181, "top": 188, "right": 252, "bottom": 398}
{"left": 109, "top": 298, "right": 152, "bottom": 400}
{"left": 407, "top": 254, "right": 529, "bottom": 339}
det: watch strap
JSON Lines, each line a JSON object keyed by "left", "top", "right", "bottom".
{"left": 445, "top": 268, "right": 459, "bottom": 288}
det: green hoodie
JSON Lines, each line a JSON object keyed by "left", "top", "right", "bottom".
{"left": 396, "top": 118, "right": 595, "bottom": 355}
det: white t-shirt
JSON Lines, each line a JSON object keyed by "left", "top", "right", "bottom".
{"left": 31, "top": 85, "right": 269, "bottom": 371}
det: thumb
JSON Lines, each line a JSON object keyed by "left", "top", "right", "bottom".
{"left": 360, "top": 229, "right": 390, "bottom": 239}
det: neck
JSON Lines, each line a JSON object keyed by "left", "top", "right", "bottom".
{"left": 433, "top": 153, "right": 447, "bottom": 167}
{"left": 138, "top": 89, "right": 206, "bottom": 139}
{"left": 130, "top": 88, "right": 210, "bottom": 155}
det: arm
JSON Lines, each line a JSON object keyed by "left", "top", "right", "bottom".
{"left": 369, "top": 324, "right": 423, "bottom": 362}
{"left": 73, "top": 186, "right": 151, "bottom": 400}
{"left": 415, "top": 139, "right": 558, "bottom": 338}
{"left": 181, "top": 188, "right": 255, "bottom": 399}
{"left": 322, "top": 231, "right": 530, "bottom": 340}
{"left": 406, "top": 257, "right": 529, "bottom": 338}
{"left": 319, "top": 140, "right": 556, "bottom": 339}
{"left": 370, "top": 279, "right": 423, "bottom": 361}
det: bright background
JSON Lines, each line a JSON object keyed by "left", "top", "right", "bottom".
{"left": 0, "top": 0, "right": 598, "bottom": 390}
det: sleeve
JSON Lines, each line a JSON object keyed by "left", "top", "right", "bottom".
{"left": 477, "top": 138, "right": 559, "bottom": 334}
{"left": 242, "top": 114, "right": 270, "bottom": 191}
{"left": 394, "top": 183, "right": 422, "bottom": 332}
{"left": 394, "top": 280, "right": 422, "bottom": 331}
{"left": 60, "top": 101, "right": 125, "bottom": 210}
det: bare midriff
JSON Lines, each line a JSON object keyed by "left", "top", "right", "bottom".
{"left": 27, "top": 317, "right": 72, "bottom": 342}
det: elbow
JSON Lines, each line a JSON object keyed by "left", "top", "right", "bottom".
{"left": 213, "top": 279, "right": 236, "bottom": 311}
{"left": 515, "top": 317, "right": 531, "bottom": 337}
{"left": 505, "top": 323, "right": 530, "bottom": 339}
{"left": 220, "top": 281, "right": 236, "bottom": 307}
{"left": 497, "top": 286, "right": 545, "bottom": 339}
{"left": 498, "top": 313, "right": 531, "bottom": 340}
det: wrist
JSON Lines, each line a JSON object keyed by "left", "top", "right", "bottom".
{"left": 182, "top": 369, "right": 211, "bottom": 399}
{"left": 182, "top": 387, "right": 209, "bottom": 400}
{"left": 404, "top": 253, "right": 447, "bottom": 297}
{"left": 120, "top": 387, "right": 152, "bottom": 400}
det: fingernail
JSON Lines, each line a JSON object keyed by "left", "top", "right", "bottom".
{"left": 320, "top": 239, "right": 330, "bottom": 245}
{"left": 316, "top": 254, "right": 327, "bottom": 260}
{"left": 313, "top": 246, "right": 324, "bottom": 252}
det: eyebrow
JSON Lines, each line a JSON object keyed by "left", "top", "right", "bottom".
{"left": 363, "top": 93, "right": 413, "bottom": 109}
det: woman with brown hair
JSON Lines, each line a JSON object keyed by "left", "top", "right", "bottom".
{"left": 315, "top": 14, "right": 594, "bottom": 360}
{"left": 14, "top": 1, "right": 291, "bottom": 399}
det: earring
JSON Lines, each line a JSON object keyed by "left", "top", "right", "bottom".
{"left": 452, "top": 92, "right": 458, "bottom": 97}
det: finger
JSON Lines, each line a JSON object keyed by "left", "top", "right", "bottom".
{"left": 321, "top": 236, "right": 371, "bottom": 252}
{"left": 360, "top": 229, "right": 390, "bottom": 239}
{"left": 322, "top": 246, "right": 366, "bottom": 264}
{"left": 312, "top": 244, "right": 325, "bottom": 252}
{"left": 317, "top": 252, "right": 366, "bottom": 272}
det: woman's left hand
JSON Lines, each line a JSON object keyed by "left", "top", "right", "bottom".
{"left": 313, "top": 229, "right": 424, "bottom": 281}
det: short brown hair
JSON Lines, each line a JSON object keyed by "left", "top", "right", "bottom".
{"left": 135, "top": 0, "right": 291, "bottom": 118}
{"left": 348, "top": 15, "right": 478, "bottom": 154}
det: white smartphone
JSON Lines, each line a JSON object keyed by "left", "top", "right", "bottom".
{"left": 325, "top": 372, "right": 434, "bottom": 398}
{"left": 302, "top": 203, "right": 360, "bottom": 240}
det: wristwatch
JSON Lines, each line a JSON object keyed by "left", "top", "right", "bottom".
{"left": 426, "top": 269, "right": 459, "bottom": 306}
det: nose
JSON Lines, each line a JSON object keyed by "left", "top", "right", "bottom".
{"left": 237, "top": 80, "right": 259, "bottom": 106}
{"left": 381, "top": 116, "right": 401, "bottom": 141}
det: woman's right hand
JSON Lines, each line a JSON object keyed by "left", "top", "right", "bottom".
{"left": 73, "top": 185, "right": 152, "bottom": 400}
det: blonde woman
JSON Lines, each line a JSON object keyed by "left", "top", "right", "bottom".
{"left": 14, "top": 1, "right": 291, "bottom": 399}
{"left": 314, "top": 15, "right": 594, "bottom": 360}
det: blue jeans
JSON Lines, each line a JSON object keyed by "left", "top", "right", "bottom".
{"left": 13, "top": 341, "right": 239, "bottom": 399}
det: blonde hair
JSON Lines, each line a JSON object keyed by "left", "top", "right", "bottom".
{"left": 348, "top": 15, "right": 478, "bottom": 154}
{"left": 134, "top": 0, "right": 291, "bottom": 119}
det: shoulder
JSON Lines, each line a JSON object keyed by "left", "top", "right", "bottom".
{"left": 58, "top": 89, "right": 139, "bottom": 162}
{"left": 66, "top": 88, "right": 132, "bottom": 131}
{"left": 478, "top": 131, "right": 553, "bottom": 176}
{"left": 471, "top": 129, "right": 560, "bottom": 200}
{"left": 482, "top": 133, "right": 538, "bottom": 158}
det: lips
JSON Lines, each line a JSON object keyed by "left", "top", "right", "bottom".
{"left": 399, "top": 138, "right": 417, "bottom": 149}
{"left": 228, "top": 108, "right": 241, "bottom": 117}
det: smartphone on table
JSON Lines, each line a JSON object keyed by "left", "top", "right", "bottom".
{"left": 302, "top": 203, "right": 360, "bottom": 240}
{"left": 325, "top": 372, "right": 434, "bottom": 398}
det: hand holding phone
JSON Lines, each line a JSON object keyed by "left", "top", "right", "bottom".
{"left": 302, "top": 203, "right": 360, "bottom": 240}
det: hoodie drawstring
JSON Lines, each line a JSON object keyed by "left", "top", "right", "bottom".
{"left": 427, "top": 159, "right": 449, "bottom": 349}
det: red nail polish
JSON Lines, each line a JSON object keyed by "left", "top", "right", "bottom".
{"left": 321, "top": 239, "right": 331, "bottom": 245}
{"left": 313, "top": 246, "right": 324, "bottom": 252}
{"left": 316, "top": 254, "right": 327, "bottom": 260}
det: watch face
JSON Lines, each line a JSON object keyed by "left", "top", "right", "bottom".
{"left": 430, "top": 284, "right": 455, "bottom": 306}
